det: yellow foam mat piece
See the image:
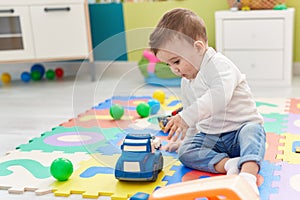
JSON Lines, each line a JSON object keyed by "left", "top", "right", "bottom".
{"left": 52, "top": 153, "right": 178, "bottom": 199}
{"left": 277, "top": 133, "right": 300, "bottom": 163}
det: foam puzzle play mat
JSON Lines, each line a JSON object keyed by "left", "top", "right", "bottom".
{"left": 1, "top": 93, "right": 300, "bottom": 200}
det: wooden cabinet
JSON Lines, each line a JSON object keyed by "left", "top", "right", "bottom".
{"left": 0, "top": 0, "right": 93, "bottom": 63}
{"left": 0, "top": 6, "right": 35, "bottom": 61}
{"left": 215, "top": 9, "right": 294, "bottom": 86}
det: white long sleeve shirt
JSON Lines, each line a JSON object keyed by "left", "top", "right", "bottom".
{"left": 179, "top": 47, "right": 263, "bottom": 135}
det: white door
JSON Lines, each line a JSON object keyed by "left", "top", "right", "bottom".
{"left": 30, "top": 4, "right": 89, "bottom": 60}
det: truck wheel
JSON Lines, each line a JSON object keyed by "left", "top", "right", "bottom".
{"left": 158, "top": 155, "right": 163, "bottom": 172}
{"left": 151, "top": 169, "right": 158, "bottom": 181}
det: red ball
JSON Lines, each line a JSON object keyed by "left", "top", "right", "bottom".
{"left": 55, "top": 68, "right": 64, "bottom": 78}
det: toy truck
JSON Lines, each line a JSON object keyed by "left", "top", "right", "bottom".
{"left": 115, "top": 133, "right": 163, "bottom": 181}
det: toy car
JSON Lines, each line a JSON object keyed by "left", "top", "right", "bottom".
{"left": 115, "top": 133, "right": 163, "bottom": 181}
{"left": 157, "top": 116, "right": 170, "bottom": 131}
{"left": 157, "top": 107, "right": 183, "bottom": 131}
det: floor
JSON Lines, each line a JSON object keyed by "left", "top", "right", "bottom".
{"left": 1, "top": 62, "right": 300, "bottom": 200}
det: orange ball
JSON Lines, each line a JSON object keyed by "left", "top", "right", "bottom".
{"left": 1, "top": 73, "right": 11, "bottom": 84}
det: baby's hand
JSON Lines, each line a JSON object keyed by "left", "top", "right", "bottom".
{"left": 164, "top": 115, "right": 188, "bottom": 142}
{"left": 162, "top": 141, "right": 181, "bottom": 152}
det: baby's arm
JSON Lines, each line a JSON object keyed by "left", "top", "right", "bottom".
{"left": 180, "top": 64, "right": 240, "bottom": 127}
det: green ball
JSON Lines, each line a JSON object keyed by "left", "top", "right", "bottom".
{"left": 136, "top": 102, "right": 150, "bottom": 118}
{"left": 46, "top": 69, "right": 55, "bottom": 80}
{"left": 50, "top": 158, "right": 73, "bottom": 181}
{"left": 31, "top": 70, "right": 41, "bottom": 81}
{"left": 110, "top": 104, "right": 124, "bottom": 120}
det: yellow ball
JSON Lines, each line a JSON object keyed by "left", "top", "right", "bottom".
{"left": 1, "top": 73, "right": 11, "bottom": 84}
{"left": 242, "top": 6, "right": 250, "bottom": 11}
{"left": 152, "top": 89, "right": 165, "bottom": 104}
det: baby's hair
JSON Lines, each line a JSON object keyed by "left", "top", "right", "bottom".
{"left": 149, "top": 8, "right": 207, "bottom": 55}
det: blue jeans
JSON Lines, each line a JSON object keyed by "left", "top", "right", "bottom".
{"left": 178, "top": 123, "right": 266, "bottom": 173}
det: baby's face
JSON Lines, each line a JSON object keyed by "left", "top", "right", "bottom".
{"left": 156, "top": 39, "right": 204, "bottom": 80}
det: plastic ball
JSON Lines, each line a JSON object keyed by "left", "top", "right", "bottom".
{"left": 152, "top": 90, "right": 165, "bottom": 104}
{"left": 241, "top": 6, "right": 250, "bottom": 11}
{"left": 1, "top": 73, "right": 11, "bottom": 84}
{"left": 110, "top": 104, "right": 124, "bottom": 120}
{"left": 21, "top": 72, "right": 31, "bottom": 83}
{"left": 46, "top": 69, "right": 55, "bottom": 80}
{"left": 274, "top": 3, "right": 287, "bottom": 10}
{"left": 136, "top": 102, "right": 151, "bottom": 118}
{"left": 31, "top": 63, "right": 45, "bottom": 78}
{"left": 50, "top": 158, "right": 73, "bottom": 181}
{"left": 147, "top": 99, "right": 161, "bottom": 115}
{"left": 55, "top": 68, "right": 64, "bottom": 78}
{"left": 31, "top": 70, "right": 41, "bottom": 81}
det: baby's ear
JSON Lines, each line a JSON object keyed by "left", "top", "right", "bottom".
{"left": 193, "top": 40, "right": 206, "bottom": 55}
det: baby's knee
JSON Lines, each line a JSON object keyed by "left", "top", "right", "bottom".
{"left": 178, "top": 145, "right": 186, "bottom": 158}
{"left": 243, "top": 123, "right": 264, "bottom": 132}
{"left": 241, "top": 123, "right": 266, "bottom": 140}
{"left": 178, "top": 146, "right": 191, "bottom": 166}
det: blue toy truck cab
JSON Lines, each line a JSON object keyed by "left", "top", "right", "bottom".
{"left": 115, "top": 133, "right": 163, "bottom": 181}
